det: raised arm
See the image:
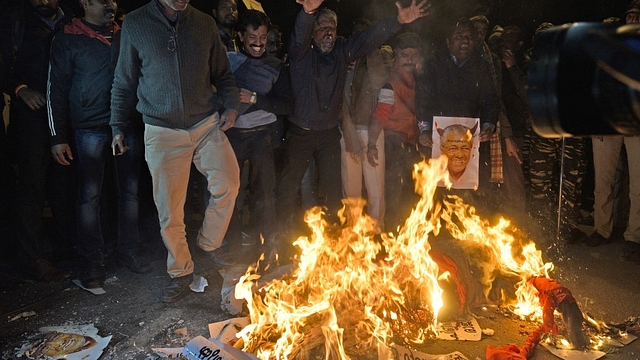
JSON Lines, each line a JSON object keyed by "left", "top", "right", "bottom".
{"left": 396, "top": 0, "right": 431, "bottom": 25}
{"left": 295, "top": 0, "right": 324, "bottom": 14}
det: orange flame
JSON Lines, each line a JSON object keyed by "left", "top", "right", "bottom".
{"left": 235, "top": 156, "right": 554, "bottom": 358}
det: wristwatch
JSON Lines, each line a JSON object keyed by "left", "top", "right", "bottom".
{"left": 250, "top": 92, "right": 257, "bottom": 105}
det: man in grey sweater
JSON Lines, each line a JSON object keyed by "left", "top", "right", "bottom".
{"left": 110, "top": 0, "right": 240, "bottom": 303}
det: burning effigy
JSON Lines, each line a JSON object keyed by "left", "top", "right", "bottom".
{"left": 231, "top": 156, "right": 632, "bottom": 359}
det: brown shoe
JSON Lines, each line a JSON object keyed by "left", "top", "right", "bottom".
{"left": 33, "top": 258, "right": 70, "bottom": 282}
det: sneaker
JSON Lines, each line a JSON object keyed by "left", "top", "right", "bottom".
{"left": 201, "top": 247, "right": 236, "bottom": 267}
{"left": 621, "top": 241, "right": 640, "bottom": 263}
{"left": 584, "top": 231, "right": 609, "bottom": 247}
{"left": 33, "top": 258, "right": 70, "bottom": 282}
{"left": 118, "top": 252, "right": 153, "bottom": 274}
{"left": 80, "top": 261, "right": 106, "bottom": 289}
{"left": 161, "top": 274, "right": 193, "bottom": 303}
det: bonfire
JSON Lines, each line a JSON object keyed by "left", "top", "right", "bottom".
{"left": 232, "top": 156, "right": 611, "bottom": 359}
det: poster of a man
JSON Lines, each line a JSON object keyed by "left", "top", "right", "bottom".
{"left": 432, "top": 116, "right": 480, "bottom": 189}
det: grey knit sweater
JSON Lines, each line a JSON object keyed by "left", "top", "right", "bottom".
{"left": 110, "top": 1, "right": 239, "bottom": 135}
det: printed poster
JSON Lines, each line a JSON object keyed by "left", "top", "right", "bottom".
{"left": 431, "top": 116, "right": 480, "bottom": 190}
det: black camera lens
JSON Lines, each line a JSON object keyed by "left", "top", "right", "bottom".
{"left": 528, "top": 23, "right": 640, "bottom": 137}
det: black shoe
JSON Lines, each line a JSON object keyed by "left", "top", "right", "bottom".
{"left": 161, "top": 274, "right": 193, "bottom": 303}
{"left": 80, "top": 261, "right": 106, "bottom": 289}
{"left": 584, "top": 231, "right": 609, "bottom": 247}
{"left": 118, "top": 252, "right": 153, "bottom": 274}
{"left": 565, "top": 228, "right": 587, "bottom": 245}
{"left": 201, "top": 247, "right": 236, "bottom": 267}
{"left": 33, "top": 258, "right": 70, "bottom": 282}
{"left": 621, "top": 241, "right": 640, "bottom": 263}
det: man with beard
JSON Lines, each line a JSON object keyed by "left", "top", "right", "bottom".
{"left": 212, "top": 0, "right": 239, "bottom": 51}
{"left": 1, "top": 0, "right": 75, "bottom": 282}
{"left": 48, "top": 0, "right": 151, "bottom": 291}
{"left": 111, "top": 0, "right": 240, "bottom": 303}
{"left": 225, "top": 10, "right": 292, "bottom": 252}
{"left": 276, "top": 0, "right": 430, "bottom": 250}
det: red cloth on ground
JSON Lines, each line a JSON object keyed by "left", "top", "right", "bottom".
{"left": 429, "top": 250, "right": 466, "bottom": 315}
{"left": 485, "top": 277, "right": 575, "bottom": 360}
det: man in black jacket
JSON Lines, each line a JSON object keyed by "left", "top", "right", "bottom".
{"left": 48, "top": 0, "right": 151, "bottom": 291}
{"left": 226, "top": 10, "right": 292, "bottom": 249}
{"left": 415, "top": 18, "right": 500, "bottom": 210}
{"left": 1, "top": 0, "right": 75, "bottom": 282}
{"left": 275, "top": 0, "right": 430, "bottom": 249}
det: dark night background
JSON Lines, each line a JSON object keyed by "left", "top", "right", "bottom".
{"left": 55, "top": 0, "right": 631, "bottom": 51}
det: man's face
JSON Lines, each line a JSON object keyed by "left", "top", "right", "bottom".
{"left": 266, "top": 29, "right": 282, "bottom": 57}
{"left": 446, "top": 27, "right": 473, "bottom": 62}
{"left": 627, "top": 11, "right": 640, "bottom": 24}
{"left": 241, "top": 25, "right": 268, "bottom": 58}
{"left": 29, "top": 0, "right": 59, "bottom": 18}
{"left": 472, "top": 22, "right": 488, "bottom": 44}
{"left": 159, "top": 0, "right": 189, "bottom": 14}
{"left": 394, "top": 47, "right": 420, "bottom": 75}
{"left": 214, "top": 0, "right": 238, "bottom": 28}
{"left": 313, "top": 16, "right": 337, "bottom": 53}
{"left": 441, "top": 129, "right": 472, "bottom": 175}
{"left": 499, "top": 30, "right": 522, "bottom": 53}
{"left": 83, "top": 0, "right": 117, "bottom": 26}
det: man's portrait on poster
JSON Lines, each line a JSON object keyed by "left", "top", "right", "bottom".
{"left": 431, "top": 116, "right": 480, "bottom": 190}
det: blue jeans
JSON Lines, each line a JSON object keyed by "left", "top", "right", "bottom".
{"left": 74, "top": 125, "right": 142, "bottom": 261}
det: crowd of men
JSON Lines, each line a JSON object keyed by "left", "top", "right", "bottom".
{"left": 1, "top": 0, "right": 639, "bottom": 303}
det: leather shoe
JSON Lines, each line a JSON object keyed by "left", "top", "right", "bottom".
{"left": 201, "top": 247, "right": 236, "bottom": 267}
{"left": 161, "top": 274, "right": 193, "bottom": 303}
{"left": 118, "top": 252, "right": 153, "bottom": 274}
{"left": 80, "top": 261, "right": 106, "bottom": 289}
{"left": 33, "top": 258, "right": 70, "bottom": 282}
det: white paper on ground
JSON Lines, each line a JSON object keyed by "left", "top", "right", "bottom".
{"left": 72, "top": 279, "right": 106, "bottom": 295}
{"left": 151, "top": 347, "right": 183, "bottom": 357}
{"left": 219, "top": 265, "right": 251, "bottom": 315}
{"left": 182, "top": 335, "right": 259, "bottom": 360}
{"left": 16, "top": 324, "right": 111, "bottom": 360}
{"left": 208, "top": 317, "right": 250, "bottom": 346}
{"left": 190, "top": 274, "right": 208, "bottom": 292}
{"left": 617, "top": 333, "right": 637, "bottom": 345}
{"left": 436, "top": 316, "right": 482, "bottom": 341}
{"left": 541, "top": 343, "right": 606, "bottom": 360}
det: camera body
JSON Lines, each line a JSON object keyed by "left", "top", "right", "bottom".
{"left": 527, "top": 22, "right": 640, "bottom": 137}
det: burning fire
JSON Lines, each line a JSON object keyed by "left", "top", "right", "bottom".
{"left": 235, "top": 156, "right": 556, "bottom": 359}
